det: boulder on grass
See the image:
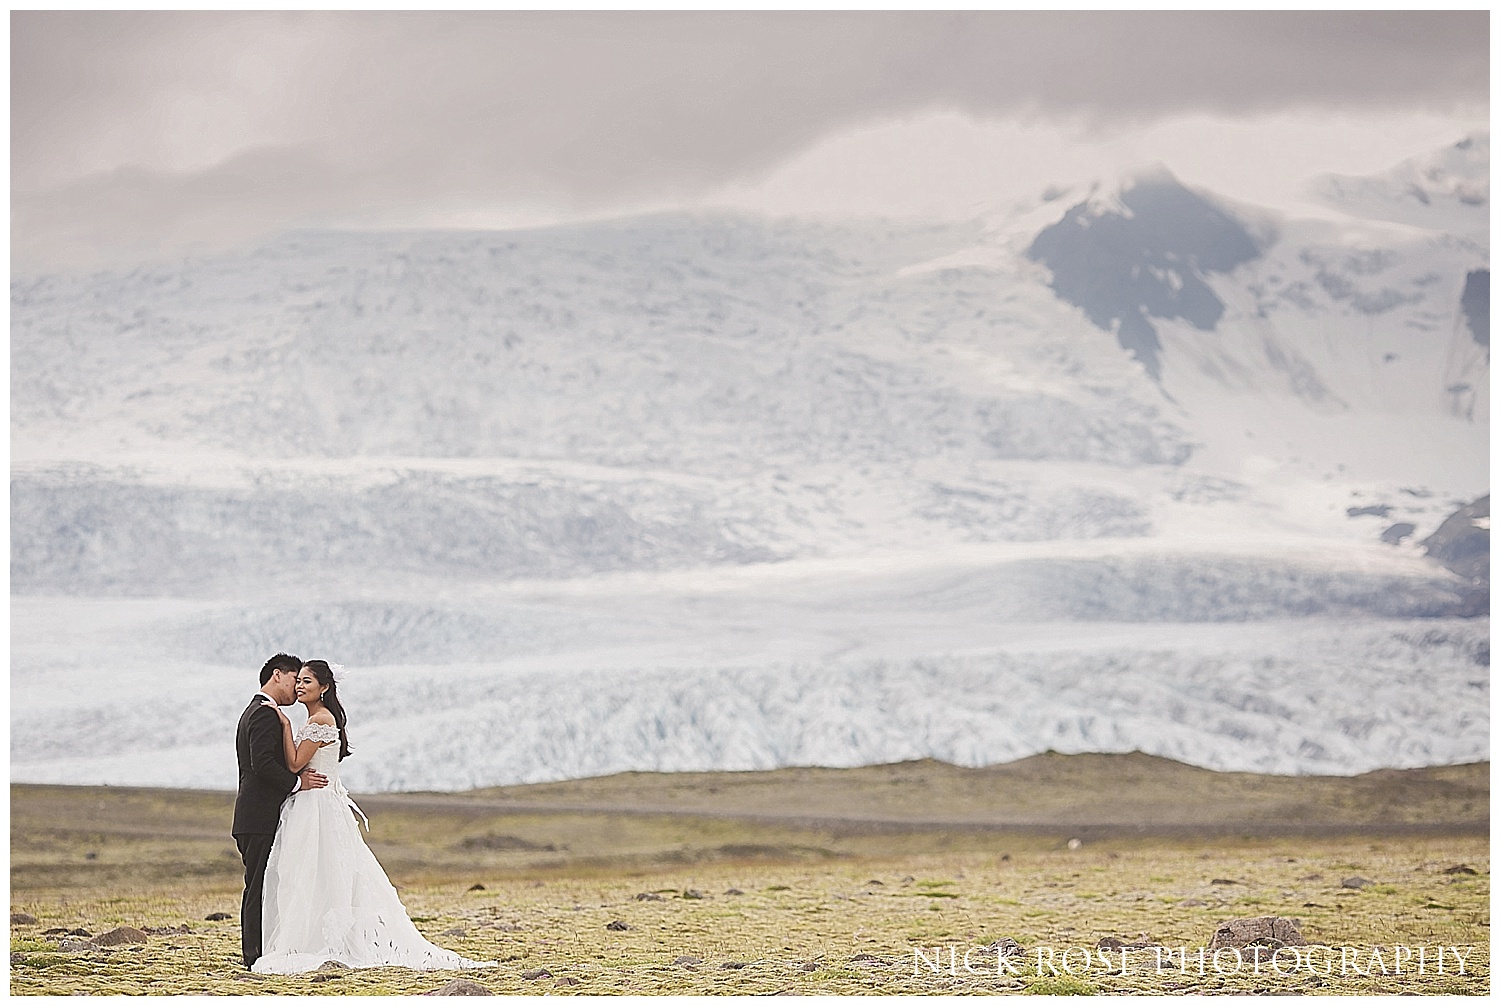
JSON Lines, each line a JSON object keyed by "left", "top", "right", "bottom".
{"left": 426, "top": 979, "right": 495, "bottom": 995}
{"left": 91, "top": 927, "right": 148, "bottom": 946}
{"left": 1097, "top": 936, "right": 1157, "bottom": 951}
{"left": 1208, "top": 917, "right": 1307, "bottom": 950}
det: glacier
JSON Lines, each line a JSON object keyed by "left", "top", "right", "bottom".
{"left": 10, "top": 134, "right": 1488, "bottom": 791}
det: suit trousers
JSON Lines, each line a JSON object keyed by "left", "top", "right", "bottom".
{"left": 235, "top": 832, "right": 275, "bottom": 968}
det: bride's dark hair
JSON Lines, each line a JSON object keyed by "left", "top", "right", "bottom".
{"left": 302, "top": 660, "right": 352, "bottom": 761}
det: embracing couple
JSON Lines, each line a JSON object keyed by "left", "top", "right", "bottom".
{"left": 232, "top": 653, "right": 494, "bottom": 974}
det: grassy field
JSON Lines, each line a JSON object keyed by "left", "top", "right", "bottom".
{"left": 10, "top": 754, "right": 1490, "bottom": 995}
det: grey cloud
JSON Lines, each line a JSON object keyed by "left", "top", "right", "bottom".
{"left": 12, "top": 11, "right": 1489, "bottom": 269}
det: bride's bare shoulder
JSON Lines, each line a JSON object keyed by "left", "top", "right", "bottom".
{"left": 307, "top": 710, "right": 337, "bottom": 726}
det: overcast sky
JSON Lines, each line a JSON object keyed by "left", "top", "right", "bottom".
{"left": 12, "top": 11, "right": 1489, "bottom": 270}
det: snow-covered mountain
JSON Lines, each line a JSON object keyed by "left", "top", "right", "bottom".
{"left": 11, "top": 134, "right": 1488, "bottom": 790}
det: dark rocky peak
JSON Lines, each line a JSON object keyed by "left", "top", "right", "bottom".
{"left": 1027, "top": 168, "right": 1261, "bottom": 381}
{"left": 1460, "top": 269, "right": 1488, "bottom": 348}
{"left": 1422, "top": 494, "right": 1489, "bottom": 582}
{"left": 1421, "top": 495, "right": 1489, "bottom": 617}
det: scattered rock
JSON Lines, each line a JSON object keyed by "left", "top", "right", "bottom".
{"left": 900, "top": 876, "right": 915, "bottom": 885}
{"left": 681, "top": 890, "right": 706, "bottom": 900}
{"left": 1178, "top": 899, "right": 1207, "bottom": 907}
{"left": 1000, "top": 854, "right": 1011, "bottom": 862}
{"left": 721, "top": 961, "right": 749, "bottom": 969}
{"left": 205, "top": 912, "right": 232, "bottom": 921}
{"left": 1341, "top": 877, "right": 1374, "bottom": 889}
{"left": 11, "top": 913, "right": 37, "bottom": 925}
{"left": 59, "top": 939, "right": 92, "bottom": 953}
{"left": 1442, "top": 865, "right": 1479, "bottom": 875}
{"left": 981, "top": 938, "right": 1026, "bottom": 958}
{"left": 674, "top": 955, "right": 703, "bottom": 966}
{"left": 634, "top": 893, "right": 664, "bottom": 902}
{"left": 1097, "top": 936, "right": 1158, "bottom": 950}
{"left": 91, "top": 927, "right": 148, "bottom": 946}
{"left": 605, "top": 920, "right": 630, "bottom": 931}
{"left": 235, "top": 974, "right": 267, "bottom": 981}
{"left": 1210, "top": 878, "right": 1239, "bottom": 886}
{"left": 467, "top": 883, "right": 486, "bottom": 891}
{"left": 554, "top": 976, "right": 580, "bottom": 987}
{"left": 42, "top": 928, "right": 70, "bottom": 935}
{"left": 521, "top": 968, "right": 552, "bottom": 980}
{"left": 316, "top": 960, "right": 350, "bottom": 972}
{"left": 1302, "top": 903, "right": 1327, "bottom": 909}
{"left": 800, "top": 961, "right": 819, "bottom": 972}
{"left": 851, "top": 953, "right": 887, "bottom": 965}
{"left": 1208, "top": 917, "right": 1307, "bottom": 951}
{"left": 84, "top": 852, "right": 98, "bottom": 861}
{"left": 866, "top": 879, "right": 884, "bottom": 886}
{"left": 724, "top": 888, "right": 744, "bottom": 896}
{"left": 143, "top": 924, "right": 191, "bottom": 935}
{"left": 1066, "top": 838, "right": 1083, "bottom": 850}
{"left": 426, "top": 978, "right": 495, "bottom": 995}
{"left": 1347, "top": 505, "right": 1393, "bottom": 518}
{"left": 1297, "top": 874, "right": 1322, "bottom": 882}
{"left": 442, "top": 927, "right": 467, "bottom": 937}
{"left": 490, "top": 922, "right": 522, "bottom": 932}
{"left": 310, "top": 974, "right": 343, "bottom": 984}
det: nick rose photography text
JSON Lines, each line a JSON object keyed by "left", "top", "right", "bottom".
{"left": 912, "top": 944, "right": 1474, "bottom": 977}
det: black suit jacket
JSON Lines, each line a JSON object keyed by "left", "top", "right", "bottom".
{"left": 232, "top": 696, "right": 300, "bottom": 836}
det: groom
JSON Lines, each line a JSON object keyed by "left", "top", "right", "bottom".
{"left": 232, "top": 653, "right": 328, "bottom": 969}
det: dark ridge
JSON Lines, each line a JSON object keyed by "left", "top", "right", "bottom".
{"left": 1027, "top": 171, "right": 1260, "bottom": 381}
{"left": 1460, "top": 269, "right": 1488, "bottom": 347}
{"left": 1422, "top": 494, "right": 1489, "bottom": 582}
{"left": 12, "top": 754, "right": 1489, "bottom": 839}
{"left": 1421, "top": 494, "right": 1489, "bottom": 616}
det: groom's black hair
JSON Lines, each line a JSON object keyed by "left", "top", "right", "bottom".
{"left": 260, "top": 653, "right": 302, "bottom": 686}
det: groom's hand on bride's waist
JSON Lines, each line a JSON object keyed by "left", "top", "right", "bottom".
{"left": 299, "top": 768, "right": 330, "bottom": 790}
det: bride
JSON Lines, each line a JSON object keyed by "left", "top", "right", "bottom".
{"left": 251, "top": 660, "right": 495, "bottom": 975}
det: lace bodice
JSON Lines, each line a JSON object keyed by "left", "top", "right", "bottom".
{"left": 297, "top": 721, "right": 342, "bottom": 774}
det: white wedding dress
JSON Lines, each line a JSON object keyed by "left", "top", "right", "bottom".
{"left": 251, "top": 722, "right": 496, "bottom": 974}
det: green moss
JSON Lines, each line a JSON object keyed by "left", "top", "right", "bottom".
{"left": 10, "top": 954, "right": 74, "bottom": 970}
{"left": 1028, "top": 975, "right": 1098, "bottom": 995}
{"left": 10, "top": 937, "right": 56, "bottom": 953}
